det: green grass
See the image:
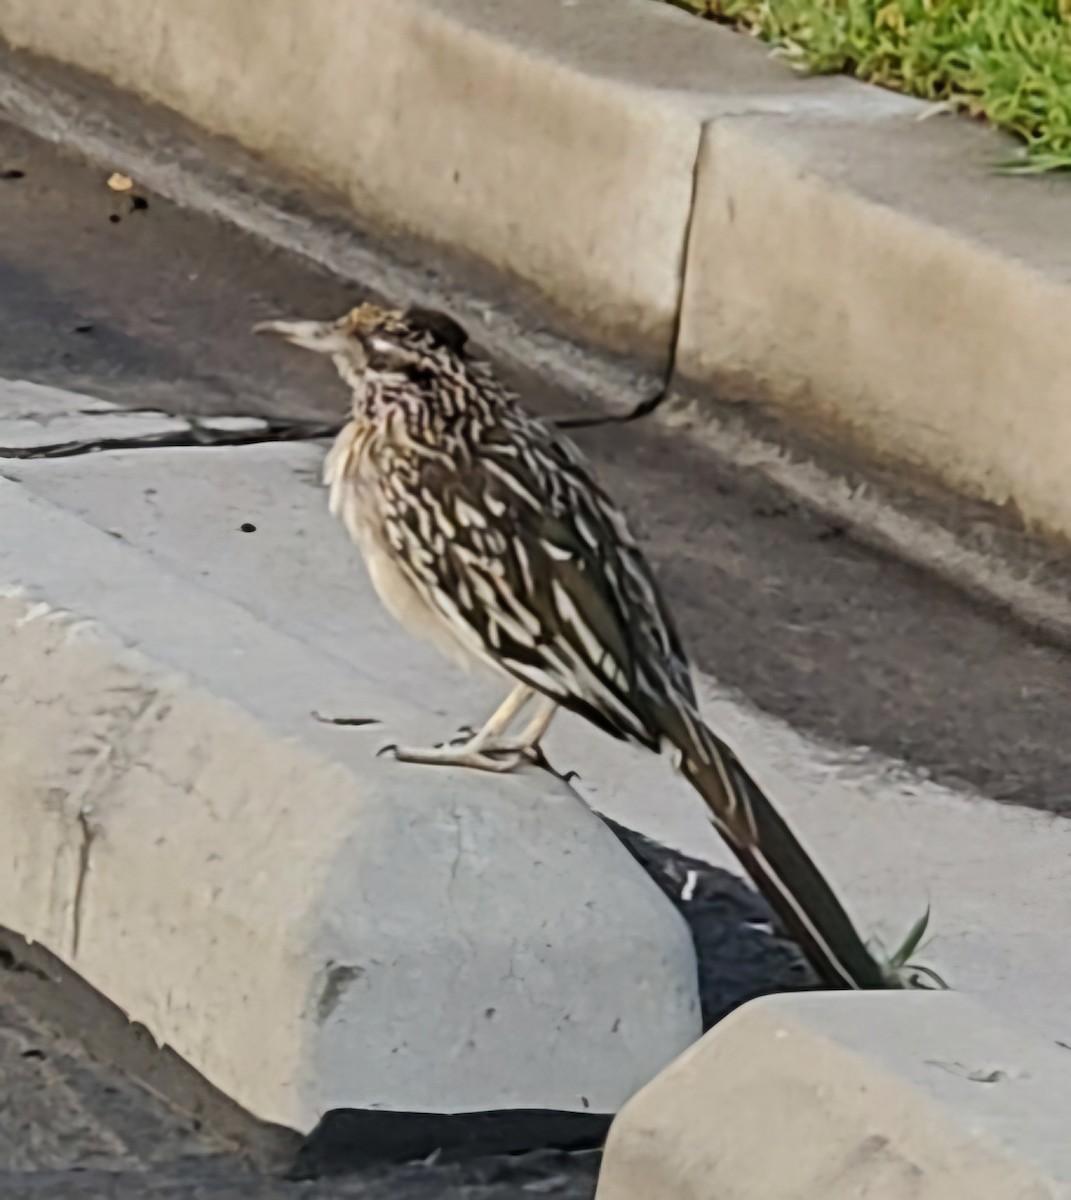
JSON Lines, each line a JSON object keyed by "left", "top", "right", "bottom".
{"left": 669, "top": 0, "right": 1071, "bottom": 173}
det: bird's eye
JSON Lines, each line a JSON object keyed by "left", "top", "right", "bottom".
{"left": 364, "top": 332, "right": 419, "bottom": 372}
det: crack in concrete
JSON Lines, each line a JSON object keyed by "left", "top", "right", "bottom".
{"left": 70, "top": 811, "right": 95, "bottom": 961}
{"left": 446, "top": 806, "right": 480, "bottom": 964}
{"left": 0, "top": 418, "right": 343, "bottom": 461}
{"left": 53, "top": 688, "right": 162, "bottom": 960}
{"left": 448, "top": 808, "right": 466, "bottom": 891}
{"left": 553, "top": 118, "right": 708, "bottom": 434}
{"left": 0, "top": 392, "right": 676, "bottom": 457}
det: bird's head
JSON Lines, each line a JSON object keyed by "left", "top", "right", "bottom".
{"left": 254, "top": 302, "right": 469, "bottom": 390}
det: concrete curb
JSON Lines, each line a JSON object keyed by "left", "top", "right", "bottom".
{"left": 679, "top": 106, "right": 1071, "bottom": 542}
{"left": 3, "top": 0, "right": 1070, "bottom": 547}
{"left": 596, "top": 991, "right": 1071, "bottom": 1199}
{"left": 0, "top": 382, "right": 701, "bottom": 1130}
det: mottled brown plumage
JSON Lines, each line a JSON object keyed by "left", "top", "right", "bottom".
{"left": 256, "top": 303, "right": 893, "bottom": 990}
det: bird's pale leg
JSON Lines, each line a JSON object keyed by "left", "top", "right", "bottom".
{"left": 480, "top": 695, "right": 558, "bottom": 755}
{"left": 443, "top": 684, "right": 535, "bottom": 746}
{"left": 389, "top": 684, "right": 536, "bottom": 773}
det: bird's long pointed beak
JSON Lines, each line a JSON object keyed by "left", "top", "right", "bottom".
{"left": 253, "top": 318, "right": 345, "bottom": 354}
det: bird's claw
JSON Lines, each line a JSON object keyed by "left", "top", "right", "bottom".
{"left": 376, "top": 742, "right": 399, "bottom": 759}
{"left": 441, "top": 728, "right": 478, "bottom": 748}
{"left": 523, "top": 743, "right": 580, "bottom": 784}
{"left": 424, "top": 725, "right": 479, "bottom": 750}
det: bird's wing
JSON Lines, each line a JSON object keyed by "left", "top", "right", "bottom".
{"left": 381, "top": 411, "right": 891, "bottom": 990}
{"left": 381, "top": 418, "right": 694, "bottom": 746}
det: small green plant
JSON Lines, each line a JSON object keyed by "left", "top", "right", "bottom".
{"left": 669, "top": 0, "right": 1071, "bottom": 173}
{"left": 872, "top": 906, "right": 950, "bottom": 989}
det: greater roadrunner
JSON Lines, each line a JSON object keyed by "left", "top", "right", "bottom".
{"left": 256, "top": 303, "right": 892, "bottom": 990}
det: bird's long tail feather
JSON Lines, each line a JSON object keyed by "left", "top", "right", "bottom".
{"left": 665, "top": 707, "right": 890, "bottom": 990}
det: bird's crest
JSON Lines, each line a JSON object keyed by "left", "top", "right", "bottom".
{"left": 342, "top": 303, "right": 468, "bottom": 356}
{"left": 341, "top": 302, "right": 393, "bottom": 335}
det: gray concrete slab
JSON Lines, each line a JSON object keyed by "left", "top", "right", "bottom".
{"left": 9, "top": 369, "right": 1071, "bottom": 1063}
{"left": 0, "top": 390, "right": 702, "bottom": 1128}
{"left": 598, "top": 992, "right": 1071, "bottom": 1200}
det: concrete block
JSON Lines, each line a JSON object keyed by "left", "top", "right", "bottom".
{"left": 597, "top": 991, "right": 1071, "bottom": 1200}
{"left": 679, "top": 110, "right": 1071, "bottom": 538}
{"left": 0, "top": 385, "right": 701, "bottom": 1130}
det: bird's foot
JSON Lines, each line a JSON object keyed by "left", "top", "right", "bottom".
{"left": 434, "top": 726, "right": 542, "bottom": 757}
{"left": 379, "top": 742, "right": 524, "bottom": 774}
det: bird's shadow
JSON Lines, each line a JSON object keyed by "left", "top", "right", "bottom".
{"left": 602, "top": 817, "right": 818, "bottom": 1028}
{"left": 527, "top": 746, "right": 820, "bottom": 1025}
